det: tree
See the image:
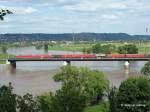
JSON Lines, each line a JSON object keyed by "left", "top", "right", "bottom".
{"left": 39, "top": 66, "right": 108, "bottom": 112}
{"left": 108, "top": 87, "right": 118, "bottom": 112}
{"left": 51, "top": 84, "right": 86, "bottom": 112}
{"left": 116, "top": 77, "right": 150, "bottom": 112}
{"left": 118, "top": 44, "right": 138, "bottom": 54}
{"left": 54, "top": 66, "right": 109, "bottom": 105}
{"left": 82, "top": 47, "right": 91, "bottom": 54}
{"left": 38, "top": 92, "right": 54, "bottom": 112}
{"left": 91, "top": 43, "right": 116, "bottom": 54}
{"left": 102, "top": 44, "right": 116, "bottom": 54}
{"left": 0, "top": 83, "right": 17, "bottom": 112}
{"left": 0, "top": 9, "right": 13, "bottom": 20}
{"left": 0, "top": 83, "right": 41, "bottom": 112}
{"left": 117, "top": 46, "right": 126, "bottom": 54}
{"left": 141, "top": 61, "right": 150, "bottom": 77}
{"left": 1, "top": 45, "right": 8, "bottom": 54}
{"left": 92, "top": 43, "right": 103, "bottom": 54}
{"left": 17, "top": 93, "right": 40, "bottom": 112}
{"left": 38, "top": 83, "right": 86, "bottom": 112}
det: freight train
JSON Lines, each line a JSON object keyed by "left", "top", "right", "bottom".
{"left": 16, "top": 54, "right": 148, "bottom": 59}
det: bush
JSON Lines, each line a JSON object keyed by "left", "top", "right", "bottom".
{"left": 118, "top": 44, "right": 138, "bottom": 54}
{"left": 116, "top": 77, "right": 150, "bottom": 112}
{"left": 51, "top": 84, "right": 86, "bottom": 112}
{"left": 91, "top": 43, "right": 116, "bottom": 54}
{"left": 0, "top": 83, "right": 40, "bottom": 112}
{"left": 108, "top": 87, "right": 118, "bottom": 112}
{"left": 0, "top": 83, "right": 17, "bottom": 112}
{"left": 38, "top": 84, "right": 86, "bottom": 112}
{"left": 54, "top": 66, "right": 109, "bottom": 105}
{"left": 17, "top": 93, "right": 40, "bottom": 112}
{"left": 141, "top": 61, "right": 150, "bottom": 77}
{"left": 38, "top": 92, "right": 54, "bottom": 112}
{"left": 84, "top": 102, "right": 109, "bottom": 112}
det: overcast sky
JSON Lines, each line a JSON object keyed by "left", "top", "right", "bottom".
{"left": 0, "top": 0, "right": 150, "bottom": 34}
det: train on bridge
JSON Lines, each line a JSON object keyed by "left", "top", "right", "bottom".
{"left": 16, "top": 54, "right": 148, "bottom": 59}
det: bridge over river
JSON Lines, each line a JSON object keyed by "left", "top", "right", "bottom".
{"left": 7, "top": 58, "right": 150, "bottom": 68}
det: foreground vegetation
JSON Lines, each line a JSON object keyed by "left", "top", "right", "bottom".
{"left": 84, "top": 102, "right": 109, "bottom": 112}
{"left": 1, "top": 63, "right": 150, "bottom": 112}
{"left": 0, "top": 66, "right": 109, "bottom": 112}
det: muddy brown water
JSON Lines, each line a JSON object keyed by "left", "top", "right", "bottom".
{"left": 0, "top": 47, "right": 146, "bottom": 95}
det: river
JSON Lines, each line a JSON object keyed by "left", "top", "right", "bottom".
{"left": 0, "top": 46, "right": 146, "bottom": 95}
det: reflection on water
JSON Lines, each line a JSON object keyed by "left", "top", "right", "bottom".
{"left": 0, "top": 47, "right": 147, "bottom": 95}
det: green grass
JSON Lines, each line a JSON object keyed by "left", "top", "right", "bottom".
{"left": 49, "top": 43, "right": 150, "bottom": 54}
{"left": 0, "top": 54, "right": 15, "bottom": 64}
{"left": 48, "top": 44, "right": 93, "bottom": 51}
{"left": 137, "top": 46, "right": 150, "bottom": 54}
{"left": 84, "top": 102, "right": 109, "bottom": 112}
{"left": 48, "top": 42, "right": 150, "bottom": 54}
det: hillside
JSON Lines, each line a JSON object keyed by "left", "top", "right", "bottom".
{"left": 0, "top": 33, "right": 150, "bottom": 42}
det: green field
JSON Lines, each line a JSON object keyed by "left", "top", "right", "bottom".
{"left": 48, "top": 42, "right": 150, "bottom": 54}
{"left": 48, "top": 43, "right": 93, "bottom": 51}
{"left": 0, "top": 54, "right": 15, "bottom": 64}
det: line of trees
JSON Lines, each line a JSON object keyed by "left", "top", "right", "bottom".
{"left": 83, "top": 43, "right": 139, "bottom": 54}
{"left": 117, "top": 44, "right": 138, "bottom": 54}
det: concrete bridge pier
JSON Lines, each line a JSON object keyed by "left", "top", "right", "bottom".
{"left": 10, "top": 61, "right": 16, "bottom": 69}
{"left": 66, "top": 61, "right": 71, "bottom": 65}
{"left": 6, "top": 60, "right": 10, "bottom": 64}
{"left": 63, "top": 61, "right": 71, "bottom": 66}
{"left": 124, "top": 61, "right": 129, "bottom": 69}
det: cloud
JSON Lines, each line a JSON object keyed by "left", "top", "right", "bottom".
{"left": 0, "top": 0, "right": 32, "bottom": 2}
{"left": 0, "top": 6, "right": 37, "bottom": 15}
{"left": 38, "top": 0, "right": 79, "bottom": 7}
{"left": 101, "top": 14, "right": 118, "bottom": 20}
{"left": 0, "top": 0, "right": 150, "bottom": 34}
{"left": 64, "top": 1, "right": 100, "bottom": 12}
{"left": 108, "top": 2, "right": 127, "bottom": 9}
{"left": 14, "top": 7, "right": 37, "bottom": 15}
{"left": 62, "top": 0, "right": 128, "bottom": 13}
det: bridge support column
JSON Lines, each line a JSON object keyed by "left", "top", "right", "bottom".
{"left": 6, "top": 60, "right": 10, "bottom": 64}
{"left": 10, "top": 61, "right": 16, "bottom": 69}
{"left": 63, "top": 61, "right": 71, "bottom": 66}
{"left": 124, "top": 61, "right": 129, "bottom": 69}
{"left": 66, "top": 61, "right": 71, "bottom": 65}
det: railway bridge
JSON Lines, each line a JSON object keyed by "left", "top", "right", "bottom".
{"left": 7, "top": 58, "right": 150, "bottom": 68}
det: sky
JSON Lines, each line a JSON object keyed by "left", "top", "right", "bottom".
{"left": 0, "top": 0, "right": 150, "bottom": 34}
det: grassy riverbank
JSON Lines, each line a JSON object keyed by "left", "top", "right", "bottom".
{"left": 48, "top": 42, "right": 150, "bottom": 54}
{"left": 0, "top": 54, "right": 15, "bottom": 64}
{"left": 48, "top": 43, "right": 93, "bottom": 51}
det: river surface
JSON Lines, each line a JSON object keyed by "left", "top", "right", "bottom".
{"left": 0, "top": 47, "right": 146, "bottom": 95}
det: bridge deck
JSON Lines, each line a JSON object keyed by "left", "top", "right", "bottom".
{"left": 8, "top": 58, "right": 150, "bottom": 62}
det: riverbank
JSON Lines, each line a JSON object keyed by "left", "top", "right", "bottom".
{"left": 48, "top": 43, "right": 93, "bottom": 51}
{"left": 48, "top": 42, "right": 150, "bottom": 54}
{"left": 0, "top": 54, "right": 15, "bottom": 64}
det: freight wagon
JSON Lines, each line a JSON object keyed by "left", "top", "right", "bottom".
{"left": 16, "top": 54, "right": 147, "bottom": 59}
